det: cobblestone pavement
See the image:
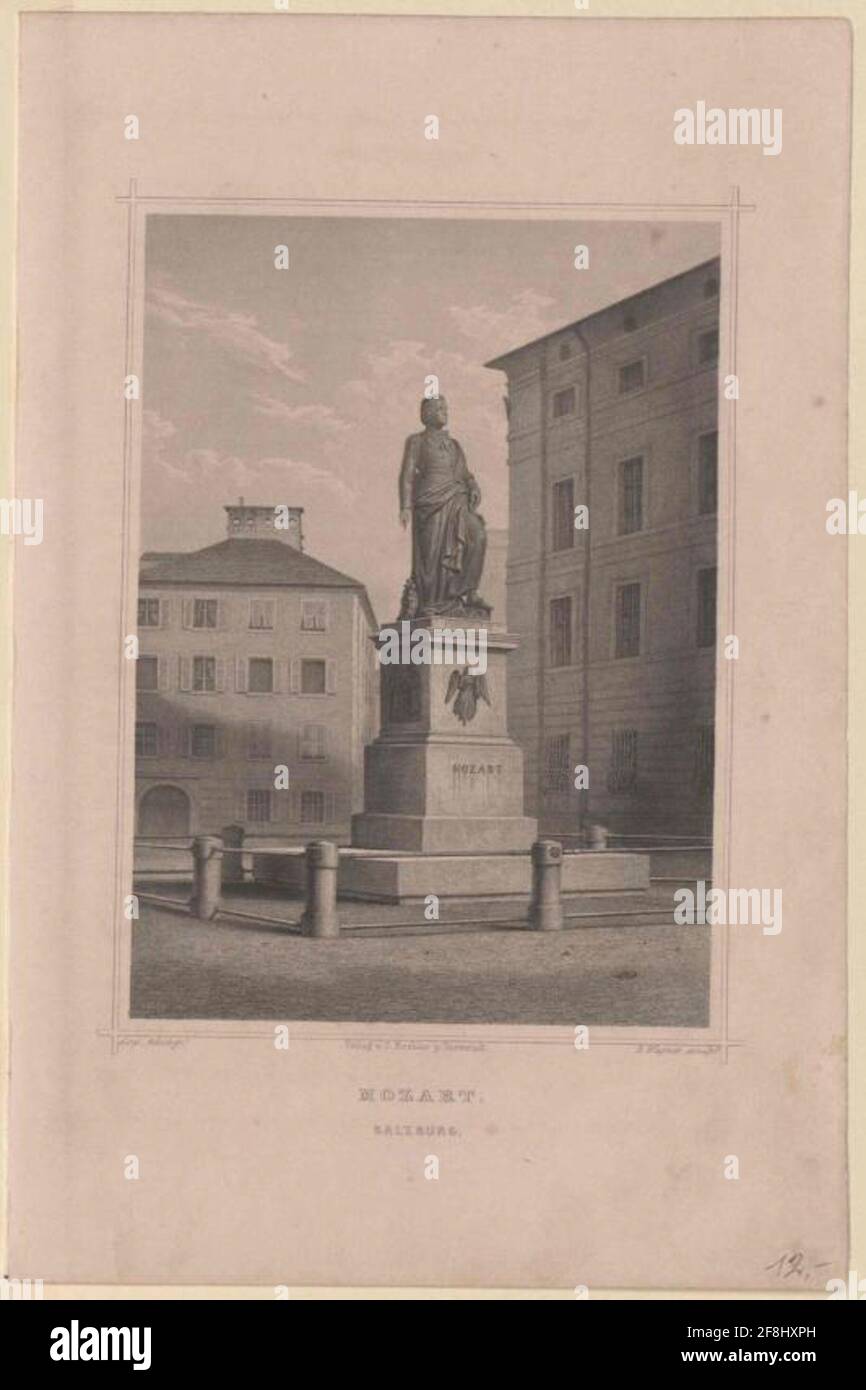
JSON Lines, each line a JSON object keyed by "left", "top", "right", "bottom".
{"left": 131, "top": 897, "right": 710, "bottom": 1026}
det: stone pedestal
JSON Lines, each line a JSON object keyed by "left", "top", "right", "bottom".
{"left": 351, "top": 619, "right": 537, "bottom": 855}
{"left": 341, "top": 615, "right": 650, "bottom": 905}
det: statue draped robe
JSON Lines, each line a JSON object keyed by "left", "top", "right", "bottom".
{"left": 399, "top": 428, "right": 487, "bottom": 614}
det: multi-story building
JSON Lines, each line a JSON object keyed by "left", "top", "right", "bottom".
{"left": 135, "top": 503, "right": 379, "bottom": 848}
{"left": 486, "top": 257, "right": 719, "bottom": 840}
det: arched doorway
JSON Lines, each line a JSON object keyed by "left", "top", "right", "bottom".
{"left": 138, "top": 785, "right": 191, "bottom": 837}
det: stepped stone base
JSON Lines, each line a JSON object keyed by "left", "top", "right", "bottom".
{"left": 339, "top": 849, "right": 650, "bottom": 904}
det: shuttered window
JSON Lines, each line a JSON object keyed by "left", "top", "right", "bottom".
{"left": 608, "top": 729, "right": 638, "bottom": 791}
{"left": 549, "top": 597, "right": 573, "bottom": 668}
{"left": 618, "top": 456, "right": 644, "bottom": 535}
{"left": 552, "top": 477, "right": 575, "bottom": 552}
{"left": 698, "top": 432, "right": 718, "bottom": 515}
{"left": 697, "top": 567, "right": 717, "bottom": 649}
{"left": 614, "top": 583, "right": 641, "bottom": 658}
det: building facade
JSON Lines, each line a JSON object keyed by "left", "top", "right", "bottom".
{"left": 487, "top": 258, "right": 719, "bottom": 840}
{"left": 135, "top": 504, "right": 379, "bottom": 847}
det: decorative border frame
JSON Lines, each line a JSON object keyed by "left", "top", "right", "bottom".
{"left": 103, "top": 181, "right": 749, "bottom": 1061}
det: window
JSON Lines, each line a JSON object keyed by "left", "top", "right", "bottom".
{"left": 558, "top": 340, "right": 573, "bottom": 361}
{"left": 623, "top": 311, "right": 638, "bottom": 333}
{"left": 137, "top": 656, "right": 159, "bottom": 692}
{"left": 552, "top": 477, "right": 575, "bottom": 552}
{"left": 618, "top": 456, "right": 644, "bottom": 535}
{"left": 138, "top": 597, "right": 160, "bottom": 627}
{"left": 135, "top": 722, "right": 158, "bottom": 757}
{"left": 246, "top": 789, "right": 272, "bottom": 823}
{"left": 698, "top": 432, "right": 718, "bottom": 515}
{"left": 249, "top": 599, "right": 275, "bottom": 630}
{"left": 544, "top": 734, "right": 571, "bottom": 793}
{"left": 552, "top": 386, "right": 576, "bottom": 419}
{"left": 615, "top": 582, "right": 641, "bottom": 659}
{"left": 301, "top": 789, "right": 326, "bottom": 825}
{"left": 695, "top": 724, "right": 715, "bottom": 792}
{"left": 697, "top": 567, "right": 717, "bottom": 649}
{"left": 248, "top": 657, "right": 274, "bottom": 694}
{"left": 549, "top": 596, "right": 573, "bottom": 668}
{"left": 608, "top": 729, "right": 638, "bottom": 791}
{"left": 301, "top": 659, "right": 327, "bottom": 694}
{"left": 618, "top": 359, "right": 645, "bottom": 394}
{"left": 301, "top": 724, "right": 327, "bottom": 760}
{"left": 301, "top": 600, "right": 328, "bottom": 632}
{"left": 247, "top": 724, "right": 272, "bottom": 759}
{"left": 192, "top": 656, "right": 216, "bottom": 692}
{"left": 698, "top": 328, "right": 719, "bottom": 365}
{"left": 191, "top": 724, "right": 216, "bottom": 759}
{"left": 193, "top": 598, "right": 218, "bottom": 628}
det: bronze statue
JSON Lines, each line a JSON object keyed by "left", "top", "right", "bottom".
{"left": 398, "top": 396, "right": 490, "bottom": 619}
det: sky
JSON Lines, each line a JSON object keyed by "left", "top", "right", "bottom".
{"left": 141, "top": 215, "right": 720, "bottom": 620}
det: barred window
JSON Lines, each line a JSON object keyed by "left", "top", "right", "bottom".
{"left": 608, "top": 729, "right": 638, "bottom": 791}
{"left": 549, "top": 596, "right": 573, "bottom": 668}
{"left": 301, "top": 724, "right": 327, "bottom": 760}
{"left": 618, "top": 359, "right": 645, "bottom": 394}
{"left": 544, "top": 734, "right": 571, "bottom": 793}
{"left": 191, "top": 724, "right": 216, "bottom": 758}
{"left": 552, "top": 477, "right": 575, "bottom": 552}
{"left": 698, "top": 432, "right": 718, "bottom": 515}
{"left": 614, "top": 583, "right": 641, "bottom": 659}
{"left": 618, "top": 456, "right": 644, "bottom": 535}
{"left": 135, "top": 722, "right": 158, "bottom": 757}
{"left": 301, "top": 789, "right": 326, "bottom": 825}
{"left": 697, "top": 567, "right": 717, "bottom": 649}
{"left": 246, "top": 789, "right": 272, "bottom": 823}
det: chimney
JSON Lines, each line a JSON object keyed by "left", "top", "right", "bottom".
{"left": 224, "top": 503, "right": 304, "bottom": 550}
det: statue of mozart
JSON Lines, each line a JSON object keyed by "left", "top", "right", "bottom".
{"left": 398, "top": 395, "right": 490, "bottom": 619}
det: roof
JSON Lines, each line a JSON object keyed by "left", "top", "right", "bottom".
{"left": 139, "top": 538, "right": 366, "bottom": 591}
{"left": 485, "top": 256, "right": 720, "bottom": 370}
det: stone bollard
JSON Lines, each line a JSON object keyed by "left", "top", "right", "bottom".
{"left": 192, "top": 835, "right": 223, "bottom": 920}
{"left": 301, "top": 841, "right": 341, "bottom": 939}
{"left": 587, "top": 823, "right": 609, "bottom": 850}
{"left": 529, "top": 839, "right": 564, "bottom": 932}
{"left": 220, "top": 823, "right": 246, "bottom": 885}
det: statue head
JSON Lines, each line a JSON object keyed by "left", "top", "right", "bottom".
{"left": 420, "top": 395, "right": 448, "bottom": 429}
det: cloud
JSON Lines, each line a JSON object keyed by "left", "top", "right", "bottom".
{"left": 146, "top": 280, "right": 307, "bottom": 383}
{"left": 448, "top": 289, "right": 562, "bottom": 358}
{"left": 251, "top": 394, "right": 350, "bottom": 435}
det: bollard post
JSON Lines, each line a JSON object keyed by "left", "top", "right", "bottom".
{"left": 192, "top": 835, "right": 223, "bottom": 920}
{"left": 220, "top": 824, "right": 246, "bottom": 885}
{"left": 529, "top": 838, "right": 564, "bottom": 931}
{"left": 588, "top": 823, "right": 609, "bottom": 850}
{"left": 301, "top": 840, "right": 341, "bottom": 938}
